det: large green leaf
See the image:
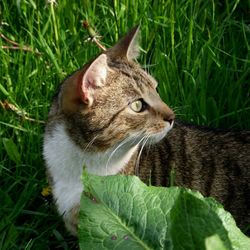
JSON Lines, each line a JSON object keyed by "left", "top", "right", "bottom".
{"left": 79, "top": 174, "right": 250, "bottom": 250}
{"left": 205, "top": 235, "right": 227, "bottom": 250}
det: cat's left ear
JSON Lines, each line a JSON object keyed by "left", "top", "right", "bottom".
{"left": 79, "top": 54, "right": 108, "bottom": 106}
{"left": 107, "top": 25, "right": 140, "bottom": 61}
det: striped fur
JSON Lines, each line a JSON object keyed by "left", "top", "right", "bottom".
{"left": 43, "top": 27, "right": 250, "bottom": 236}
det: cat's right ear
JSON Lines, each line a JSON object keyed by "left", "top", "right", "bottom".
{"left": 79, "top": 54, "right": 108, "bottom": 106}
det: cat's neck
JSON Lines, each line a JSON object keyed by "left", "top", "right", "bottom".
{"left": 43, "top": 123, "right": 138, "bottom": 179}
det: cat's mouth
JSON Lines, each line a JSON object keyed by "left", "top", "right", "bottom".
{"left": 131, "top": 120, "right": 174, "bottom": 149}
{"left": 148, "top": 120, "right": 174, "bottom": 144}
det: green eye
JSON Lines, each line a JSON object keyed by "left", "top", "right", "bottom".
{"left": 130, "top": 99, "right": 147, "bottom": 113}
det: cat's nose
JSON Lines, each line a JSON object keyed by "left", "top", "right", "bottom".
{"left": 163, "top": 111, "right": 175, "bottom": 124}
{"left": 162, "top": 105, "right": 175, "bottom": 124}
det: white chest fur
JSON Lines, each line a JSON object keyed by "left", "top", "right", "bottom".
{"left": 43, "top": 123, "right": 137, "bottom": 215}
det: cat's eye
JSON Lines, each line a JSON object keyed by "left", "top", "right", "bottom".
{"left": 130, "top": 99, "right": 147, "bottom": 113}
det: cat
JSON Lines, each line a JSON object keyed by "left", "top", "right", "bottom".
{"left": 43, "top": 26, "right": 250, "bottom": 236}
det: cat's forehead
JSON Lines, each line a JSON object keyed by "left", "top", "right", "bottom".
{"left": 108, "top": 60, "right": 158, "bottom": 90}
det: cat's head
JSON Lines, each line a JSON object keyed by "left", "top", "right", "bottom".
{"left": 57, "top": 26, "right": 175, "bottom": 151}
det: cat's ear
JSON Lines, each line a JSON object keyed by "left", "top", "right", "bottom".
{"left": 107, "top": 25, "right": 140, "bottom": 61}
{"left": 79, "top": 54, "right": 108, "bottom": 106}
{"left": 61, "top": 54, "right": 109, "bottom": 112}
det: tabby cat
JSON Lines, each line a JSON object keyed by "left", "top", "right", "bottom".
{"left": 43, "top": 26, "right": 250, "bottom": 236}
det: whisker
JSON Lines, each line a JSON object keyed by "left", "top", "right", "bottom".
{"left": 83, "top": 135, "right": 98, "bottom": 154}
{"left": 134, "top": 135, "right": 147, "bottom": 173}
{"left": 135, "top": 135, "right": 150, "bottom": 176}
{"left": 131, "top": 130, "right": 144, "bottom": 144}
{"left": 145, "top": 136, "right": 153, "bottom": 162}
{"left": 105, "top": 136, "right": 132, "bottom": 175}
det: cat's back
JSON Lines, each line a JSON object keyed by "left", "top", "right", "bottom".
{"left": 139, "top": 121, "right": 250, "bottom": 185}
{"left": 169, "top": 121, "right": 250, "bottom": 161}
{"left": 138, "top": 121, "right": 250, "bottom": 231}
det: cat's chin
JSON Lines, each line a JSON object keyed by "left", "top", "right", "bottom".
{"left": 150, "top": 121, "right": 174, "bottom": 144}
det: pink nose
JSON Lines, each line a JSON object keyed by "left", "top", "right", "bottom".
{"left": 163, "top": 111, "right": 175, "bottom": 124}
{"left": 161, "top": 104, "right": 175, "bottom": 124}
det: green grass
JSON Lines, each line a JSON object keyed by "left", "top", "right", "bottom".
{"left": 0, "top": 0, "right": 249, "bottom": 248}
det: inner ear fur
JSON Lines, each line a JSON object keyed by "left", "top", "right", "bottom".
{"left": 61, "top": 54, "right": 109, "bottom": 113}
{"left": 80, "top": 54, "right": 108, "bottom": 106}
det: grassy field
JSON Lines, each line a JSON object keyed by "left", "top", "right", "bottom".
{"left": 0, "top": 0, "right": 249, "bottom": 249}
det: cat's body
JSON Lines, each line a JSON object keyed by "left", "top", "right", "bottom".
{"left": 43, "top": 26, "right": 250, "bottom": 236}
{"left": 137, "top": 121, "right": 250, "bottom": 231}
